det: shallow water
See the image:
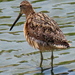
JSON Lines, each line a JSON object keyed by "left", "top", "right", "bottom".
{"left": 0, "top": 0, "right": 75, "bottom": 75}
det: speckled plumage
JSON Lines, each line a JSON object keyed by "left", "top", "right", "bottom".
{"left": 24, "top": 12, "right": 70, "bottom": 50}
{"left": 20, "top": 1, "right": 70, "bottom": 50}
{"left": 10, "top": 1, "right": 70, "bottom": 51}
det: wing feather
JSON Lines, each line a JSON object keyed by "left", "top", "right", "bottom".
{"left": 26, "top": 12, "right": 69, "bottom": 48}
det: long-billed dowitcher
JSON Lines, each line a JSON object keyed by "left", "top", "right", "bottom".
{"left": 10, "top": 1, "right": 70, "bottom": 68}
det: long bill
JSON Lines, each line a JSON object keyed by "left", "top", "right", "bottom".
{"left": 9, "top": 13, "right": 22, "bottom": 31}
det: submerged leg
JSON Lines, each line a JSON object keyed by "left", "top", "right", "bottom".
{"left": 51, "top": 50, "right": 54, "bottom": 75}
{"left": 40, "top": 51, "right": 43, "bottom": 67}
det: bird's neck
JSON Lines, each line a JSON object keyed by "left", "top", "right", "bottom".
{"left": 25, "top": 9, "right": 35, "bottom": 18}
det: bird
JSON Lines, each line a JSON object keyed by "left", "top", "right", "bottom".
{"left": 10, "top": 0, "right": 70, "bottom": 68}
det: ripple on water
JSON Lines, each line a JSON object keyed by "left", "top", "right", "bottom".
{"left": 0, "top": 0, "right": 75, "bottom": 75}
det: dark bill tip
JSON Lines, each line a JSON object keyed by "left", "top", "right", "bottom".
{"left": 9, "top": 13, "right": 22, "bottom": 31}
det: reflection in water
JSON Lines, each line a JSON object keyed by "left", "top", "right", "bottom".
{"left": 40, "top": 50, "right": 54, "bottom": 75}
{"left": 51, "top": 50, "right": 54, "bottom": 75}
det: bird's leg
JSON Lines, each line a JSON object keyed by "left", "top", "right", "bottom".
{"left": 40, "top": 51, "right": 43, "bottom": 67}
{"left": 51, "top": 50, "right": 54, "bottom": 75}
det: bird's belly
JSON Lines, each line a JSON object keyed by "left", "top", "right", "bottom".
{"left": 23, "top": 34, "right": 54, "bottom": 51}
{"left": 23, "top": 24, "right": 68, "bottom": 51}
{"left": 23, "top": 24, "right": 54, "bottom": 51}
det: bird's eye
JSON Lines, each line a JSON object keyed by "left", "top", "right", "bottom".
{"left": 20, "top": 5, "right": 22, "bottom": 8}
{"left": 20, "top": 5, "right": 26, "bottom": 9}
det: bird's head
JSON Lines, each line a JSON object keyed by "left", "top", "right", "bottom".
{"left": 10, "top": 1, "right": 34, "bottom": 31}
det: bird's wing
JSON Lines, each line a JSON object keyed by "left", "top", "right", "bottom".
{"left": 26, "top": 12, "right": 69, "bottom": 47}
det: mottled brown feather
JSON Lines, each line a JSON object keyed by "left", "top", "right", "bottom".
{"left": 20, "top": 1, "right": 70, "bottom": 50}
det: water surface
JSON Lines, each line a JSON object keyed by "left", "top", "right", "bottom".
{"left": 0, "top": 0, "right": 75, "bottom": 75}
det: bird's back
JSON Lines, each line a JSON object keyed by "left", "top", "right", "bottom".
{"left": 24, "top": 12, "right": 70, "bottom": 50}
